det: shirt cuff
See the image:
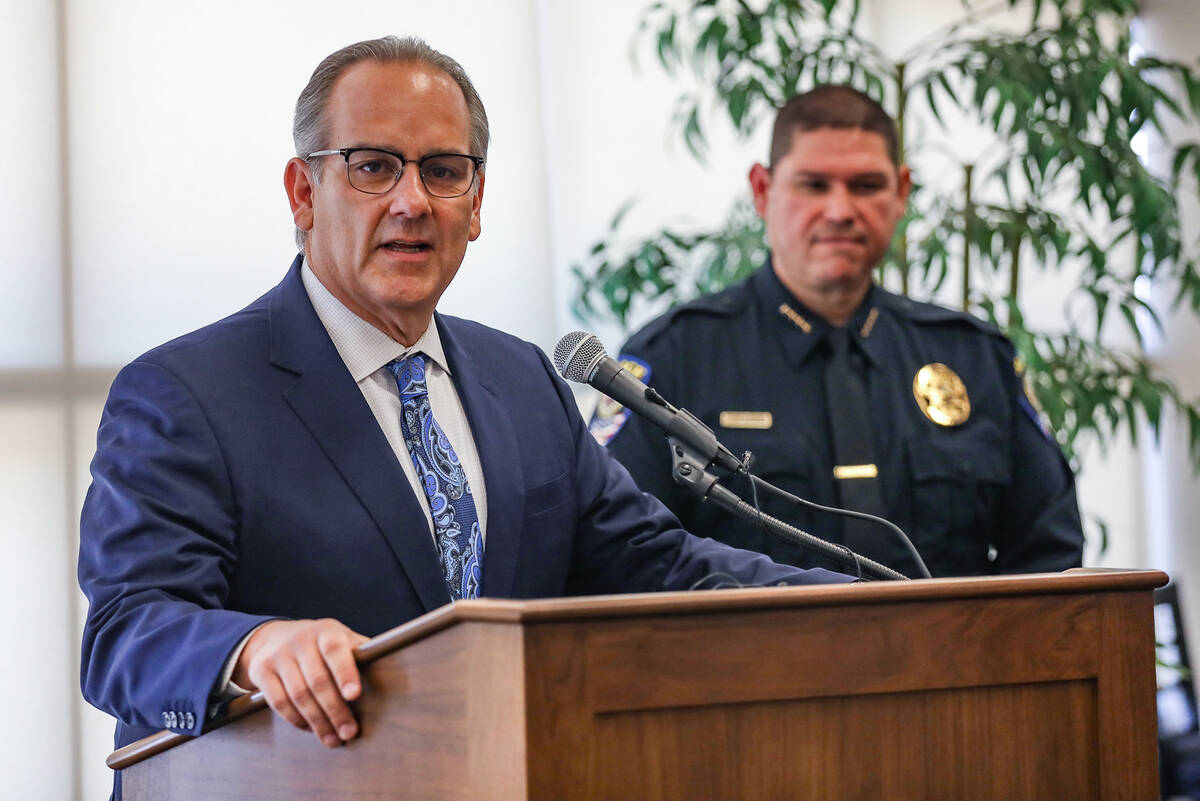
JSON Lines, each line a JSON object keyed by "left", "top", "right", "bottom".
{"left": 213, "top": 625, "right": 262, "bottom": 700}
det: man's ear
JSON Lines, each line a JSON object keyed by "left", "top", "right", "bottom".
{"left": 748, "top": 163, "right": 772, "bottom": 219}
{"left": 895, "top": 164, "right": 913, "bottom": 209}
{"left": 284, "top": 157, "right": 315, "bottom": 234}
{"left": 468, "top": 171, "right": 485, "bottom": 242}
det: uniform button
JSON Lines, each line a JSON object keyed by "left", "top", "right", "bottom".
{"left": 161, "top": 712, "right": 171, "bottom": 727}
{"left": 184, "top": 712, "right": 195, "bottom": 729}
{"left": 169, "top": 711, "right": 178, "bottom": 728}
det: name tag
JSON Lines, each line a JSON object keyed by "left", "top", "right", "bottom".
{"left": 719, "top": 411, "right": 773, "bottom": 430}
{"left": 833, "top": 464, "right": 879, "bottom": 480}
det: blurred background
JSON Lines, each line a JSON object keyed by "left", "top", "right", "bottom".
{"left": 1, "top": 0, "right": 1196, "bottom": 797}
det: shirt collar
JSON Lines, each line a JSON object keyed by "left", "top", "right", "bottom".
{"left": 752, "top": 261, "right": 883, "bottom": 369}
{"left": 301, "top": 257, "right": 451, "bottom": 381}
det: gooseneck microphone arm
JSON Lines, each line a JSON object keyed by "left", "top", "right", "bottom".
{"left": 666, "top": 438, "right": 907, "bottom": 581}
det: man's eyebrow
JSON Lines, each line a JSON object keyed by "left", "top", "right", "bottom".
{"left": 796, "top": 171, "right": 892, "bottom": 178}
{"left": 350, "top": 143, "right": 403, "bottom": 155}
{"left": 351, "top": 144, "right": 470, "bottom": 158}
{"left": 793, "top": 170, "right": 890, "bottom": 180}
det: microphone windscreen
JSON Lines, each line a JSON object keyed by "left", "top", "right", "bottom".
{"left": 553, "top": 331, "right": 607, "bottom": 383}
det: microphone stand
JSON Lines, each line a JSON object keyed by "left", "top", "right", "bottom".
{"left": 667, "top": 437, "right": 908, "bottom": 582}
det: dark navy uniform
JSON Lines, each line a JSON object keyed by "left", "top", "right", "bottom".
{"left": 594, "top": 264, "right": 1084, "bottom": 578}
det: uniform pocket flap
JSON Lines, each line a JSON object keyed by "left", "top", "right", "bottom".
{"left": 907, "top": 422, "right": 1008, "bottom": 484}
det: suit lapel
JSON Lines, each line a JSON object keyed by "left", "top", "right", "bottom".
{"left": 437, "top": 315, "right": 524, "bottom": 599}
{"left": 268, "top": 258, "right": 450, "bottom": 613}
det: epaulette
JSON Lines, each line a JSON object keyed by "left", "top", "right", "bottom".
{"left": 873, "top": 287, "right": 1004, "bottom": 339}
{"left": 623, "top": 282, "right": 751, "bottom": 351}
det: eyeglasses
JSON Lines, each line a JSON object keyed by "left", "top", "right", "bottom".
{"left": 305, "top": 147, "right": 484, "bottom": 198}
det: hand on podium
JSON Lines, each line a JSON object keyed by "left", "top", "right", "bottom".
{"left": 232, "top": 618, "right": 369, "bottom": 749}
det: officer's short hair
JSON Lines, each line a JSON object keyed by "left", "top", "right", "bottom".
{"left": 769, "top": 85, "right": 899, "bottom": 168}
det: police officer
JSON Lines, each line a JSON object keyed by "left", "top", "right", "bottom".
{"left": 594, "top": 86, "right": 1084, "bottom": 578}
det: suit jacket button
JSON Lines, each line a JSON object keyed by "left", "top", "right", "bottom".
{"left": 161, "top": 712, "right": 171, "bottom": 728}
{"left": 184, "top": 712, "right": 195, "bottom": 729}
{"left": 169, "top": 711, "right": 178, "bottom": 728}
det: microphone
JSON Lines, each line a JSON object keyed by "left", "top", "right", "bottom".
{"left": 553, "top": 331, "right": 743, "bottom": 475}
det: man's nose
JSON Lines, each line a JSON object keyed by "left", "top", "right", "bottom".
{"left": 386, "top": 165, "right": 432, "bottom": 216}
{"left": 822, "top": 183, "right": 855, "bottom": 222}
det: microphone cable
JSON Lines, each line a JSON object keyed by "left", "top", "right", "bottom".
{"left": 735, "top": 458, "right": 931, "bottom": 580}
{"left": 739, "top": 460, "right": 863, "bottom": 580}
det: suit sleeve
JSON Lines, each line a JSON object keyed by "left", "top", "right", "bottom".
{"left": 78, "top": 360, "right": 276, "bottom": 736}
{"left": 534, "top": 348, "right": 853, "bottom": 592}
{"left": 990, "top": 343, "right": 1085, "bottom": 573}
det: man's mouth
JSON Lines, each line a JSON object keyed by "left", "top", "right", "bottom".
{"left": 382, "top": 240, "right": 432, "bottom": 253}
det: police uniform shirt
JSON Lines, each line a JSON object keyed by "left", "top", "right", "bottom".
{"left": 594, "top": 263, "right": 1084, "bottom": 578}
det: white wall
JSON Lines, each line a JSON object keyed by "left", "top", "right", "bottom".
{"left": 65, "top": 0, "right": 557, "bottom": 362}
{"left": 2, "top": 1, "right": 1197, "bottom": 797}
{"left": 0, "top": 2, "right": 77, "bottom": 799}
{"left": 536, "top": 0, "right": 768, "bottom": 353}
{"left": 0, "top": 1, "right": 63, "bottom": 369}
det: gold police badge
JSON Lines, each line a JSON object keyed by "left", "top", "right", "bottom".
{"left": 912, "top": 363, "right": 970, "bottom": 426}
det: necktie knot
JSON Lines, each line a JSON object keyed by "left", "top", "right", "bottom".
{"left": 387, "top": 353, "right": 429, "bottom": 400}
{"left": 826, "top": 327, "right": 851, "bottom": 357}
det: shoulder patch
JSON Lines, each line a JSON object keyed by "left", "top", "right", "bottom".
{"left": 1013, "top": 359, "right": 1055, "bottom": 441}
{"left": 587, "top": 355, "right": 652, "bottom": 446}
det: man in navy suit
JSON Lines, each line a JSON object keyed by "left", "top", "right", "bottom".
{"left": 78, "top": 36, "right": 850, "bottom": 784}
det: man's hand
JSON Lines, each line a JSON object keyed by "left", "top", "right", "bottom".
{"left": 233, "top": 618, "right": 369, "bottom": 748}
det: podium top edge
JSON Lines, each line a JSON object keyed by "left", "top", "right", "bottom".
{"left": 357, "top": 567, "right": 1168, "bottom": 660}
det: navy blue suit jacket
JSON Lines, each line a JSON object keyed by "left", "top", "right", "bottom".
{"left": 79, "top": 256, "right": 850, "bottom": 766}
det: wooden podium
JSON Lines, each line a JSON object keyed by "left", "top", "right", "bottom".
{"left": 110, "top": 569, "right": 1165, "bottom": 800}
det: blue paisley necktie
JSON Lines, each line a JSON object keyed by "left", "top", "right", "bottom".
{"left": 386, "top": 353, "right": 483, "bottom": 600}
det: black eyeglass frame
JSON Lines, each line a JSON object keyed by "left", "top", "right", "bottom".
{"left": 305, "top": 146, "right": 485, "bottom": 198}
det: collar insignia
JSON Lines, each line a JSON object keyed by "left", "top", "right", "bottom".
{"left": 860, "top": 307, "right": 879, "bottom": 338}
{"left": 778, "top": 303, "right": 812, "bottom": 333}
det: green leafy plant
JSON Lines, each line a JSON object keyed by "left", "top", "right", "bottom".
{"left": 572, "top": 0, "right": 1200, "bottom": 469}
